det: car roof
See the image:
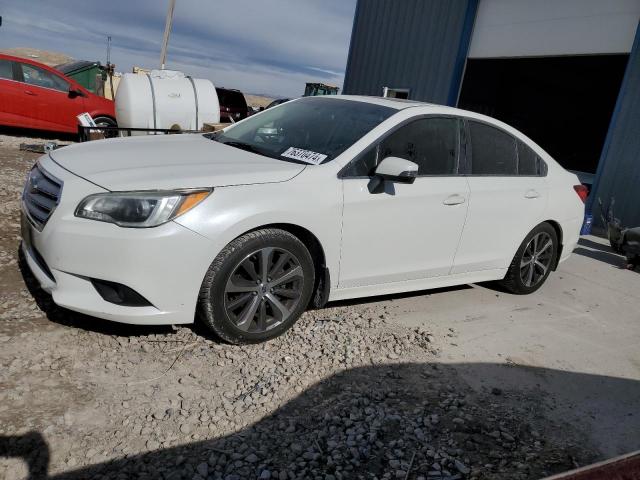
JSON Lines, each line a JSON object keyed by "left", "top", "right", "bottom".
{"left": 0, "top": 53, "right": 50, "bottom": 66}
{"left": 315, "top": 95, "right": 554, "bottom": 160}
{"left": 315, "top": 94, "right": 503, "bottom": 120}
{"left": 316, "top": 94, "right": 437, "bottom": 111}
{"left": 0, "top": 53, "right": 71, "bottom": 76}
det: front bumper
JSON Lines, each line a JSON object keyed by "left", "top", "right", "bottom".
{"left": 21, "top": 156, "right": 216, "bottom": 325}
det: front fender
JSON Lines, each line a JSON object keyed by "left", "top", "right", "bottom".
{"left": 174, "top": 177, "right": 342, "bottom": 288}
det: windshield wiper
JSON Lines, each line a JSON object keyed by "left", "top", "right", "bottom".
{"left": 220, "top": 140, "right": 263, "bottom": 155}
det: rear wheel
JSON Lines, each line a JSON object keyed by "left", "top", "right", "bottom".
{"left": 500, "top": 223, "right": 558, "bottom": 294}
{"left": 198, "top": 229, "right": 315, "bottom": 344}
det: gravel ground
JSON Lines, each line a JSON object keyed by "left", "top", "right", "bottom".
{"left": 0, "top": 135, "right": 597, "bottom": 480}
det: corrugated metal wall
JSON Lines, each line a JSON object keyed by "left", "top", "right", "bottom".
{"left": 343, "top": 0, "right": 474, "bottom": 105}
{"left": 590, "top": 22, "right": 640, "bottom": 227}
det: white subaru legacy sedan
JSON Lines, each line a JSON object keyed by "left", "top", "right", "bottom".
{"left": 21, "top": 96, "right": 585, "bottom": 343}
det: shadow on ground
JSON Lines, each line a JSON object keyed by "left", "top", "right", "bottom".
{"left": 0, "top": 126, "right": 76, "bottom": 143}
{"left": 3, "top": 361, "right": 639, "bottom": 480}
{"left": 573, "top": 238, "right": 626, "bottom": 269}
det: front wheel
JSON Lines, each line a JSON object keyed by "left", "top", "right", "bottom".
{"left": 198, "top": 229, "right": 315, "bottom": 344}
{"left": 500, "top": 223, "right": 558, "bottom": 294}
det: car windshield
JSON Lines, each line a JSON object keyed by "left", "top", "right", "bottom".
{"left": 211, "top": 97, "right": 395, "bottom": 164}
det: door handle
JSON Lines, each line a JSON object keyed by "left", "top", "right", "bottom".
{"left": 24, "top": 90, "right": 36, "bottom": 96}
{"left": 443, "top": 194, "right": 466, "bottom": 206}
{"left": 524, "top": 189, "right": 541, "bottom": 199}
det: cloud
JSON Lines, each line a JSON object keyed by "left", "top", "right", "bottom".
{"left": 0, "top": 0, "right": 356, "bottom": 97}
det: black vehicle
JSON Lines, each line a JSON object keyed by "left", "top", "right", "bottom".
{"left": 599, "top": 197, "right": 640, "bottom": 269}
{"left": 216, "top": 87, "right": 249, "bottom": 122}
{"left": 266, "top": 98, "right": 291, "bottom": 109}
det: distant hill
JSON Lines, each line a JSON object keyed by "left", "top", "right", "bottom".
{"left": 0, "top": 48, "right": 73, "bottom": 67}
{"left": 245, "top": 94, "right": 276, "bottom": 108}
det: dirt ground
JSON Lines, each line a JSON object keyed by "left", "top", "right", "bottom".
{"left": 0, "top": 134, "right": 616, "bottom": 480}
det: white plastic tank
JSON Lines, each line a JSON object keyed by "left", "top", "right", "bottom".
{"left": 115, "top": 70, "right": 220, "bottom": 133}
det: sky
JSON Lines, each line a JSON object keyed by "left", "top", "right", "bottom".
{"left": 0, "top": 0, "right": 357, "bottom": 98}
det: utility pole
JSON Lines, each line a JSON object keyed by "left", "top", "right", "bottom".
{"left": 159, "top": 0, "right": 176, "bottom": 69}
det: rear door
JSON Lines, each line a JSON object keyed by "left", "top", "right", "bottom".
{"left": 0, "top": 58, "right": 31, "bottom": 128}
{"left": 17, "top": 62, "right": 84, "bottom": 132}
{"left": 339, "top": 116, "right": 470, "bottom": 288}
{"left": 451, "top": 120, "right": 548, "bottom": 274}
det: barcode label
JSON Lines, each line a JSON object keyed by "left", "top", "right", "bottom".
{"left": 281, "top": 147, "right": 327, "bottom": 165}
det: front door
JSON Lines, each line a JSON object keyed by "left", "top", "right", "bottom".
{"left": 339, "top": 117, "right": 470, "bottom": 289}
{"left": 18, "top": 62, "right": 84, "bottom": 132}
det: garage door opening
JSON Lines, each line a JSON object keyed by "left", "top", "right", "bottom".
{"left": 458, "top": 55, "right": 628, "bottom": 181}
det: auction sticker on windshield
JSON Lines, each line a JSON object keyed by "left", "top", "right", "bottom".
{"left": 281, "top": 147, "right": 327, "bottom": 165}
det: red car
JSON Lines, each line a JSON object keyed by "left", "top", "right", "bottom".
{"left": 0, "top": 53, "right": 116, "bottom": 134}
{"left": 216, "top": 87, "right": 249, "bottom": 122}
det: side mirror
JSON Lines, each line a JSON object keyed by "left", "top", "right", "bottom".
{"left": 374, "top": 156, "right": 418, "bottom": 184}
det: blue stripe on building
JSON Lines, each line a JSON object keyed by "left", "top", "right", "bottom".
{"left": 343, "top": 0, "right": 473, "bottom": 105}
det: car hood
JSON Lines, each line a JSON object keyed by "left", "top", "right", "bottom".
{"left": 50, "top": 134, "right": 305, "bottom": 191}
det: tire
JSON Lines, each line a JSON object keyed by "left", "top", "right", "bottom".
{"left": 500, "top": 223, "right": 558, "bottom": 295}
{"left": 198, "top": 229, "right": 315, "bottom": 344}
{"left": 607, "top": 225, "right": 624, "bottom": 254}
{"left": 93, "top": 116, "right": 118, "bottom": 138}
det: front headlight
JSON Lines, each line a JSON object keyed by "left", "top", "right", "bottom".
{"left": 75, "top": 189, "right": 211, "bottom": 228}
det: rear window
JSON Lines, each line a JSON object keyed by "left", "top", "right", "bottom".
{"left": 517, "top": 140, "right": 547, "bottom": 176}
{"left": 216, "top": 88, "right": 247, "bottom": 109}
{"left": 469, "top": 121, "right": 518, "bottom": 175}
{"left": 0, "top": 59, "right": 13, "bottom": 80}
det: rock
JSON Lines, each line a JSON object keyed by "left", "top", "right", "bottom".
{"left": 196, "top": 462, "right": 208, "bottom": 477}
{"left": 454, "top": 460, "right": 470, "bottom": 475}
{"left": 501, "top": 431, "right": 515, "bottom": 442}
{"left": 259, "top": 470, "right": 272, "bottom": 479}
{"left": 146, "top": 439, "right": 160, "bottom": 450}
{"left": 245, "top": 453, "right": 259, "bottom": 463}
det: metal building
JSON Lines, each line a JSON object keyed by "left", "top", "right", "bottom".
{"left": 343, "top": 0, "right": 640, "bottom": 227}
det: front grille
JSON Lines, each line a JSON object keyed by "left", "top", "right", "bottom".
{"left": 22, "top": 163, "right": 63, "bottom": 231}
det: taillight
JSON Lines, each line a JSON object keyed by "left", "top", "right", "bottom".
{"left": 573, "top": 185, "right": 589, "bottom": 203}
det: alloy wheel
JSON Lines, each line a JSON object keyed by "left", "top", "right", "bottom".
{"left": 519, "top": 232, "right": 554, "bottom": 287}
{"left": 224, "top": 247, "right": 304, "bottom": 333}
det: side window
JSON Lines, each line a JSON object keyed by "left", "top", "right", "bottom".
{"left": 21, "top": 63, "right": 69, "bottom": 92}
{"left": 517, "top": 140, "right": 547, "bottom": 176}
{"left": 342, "top": 117, "right": 459, "bottom": 177}
{"left": 0, "top": 59, "right": 13, "bottom": 80}
{"left": 469, "top": 121, "right": 517, "bottom": 175}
